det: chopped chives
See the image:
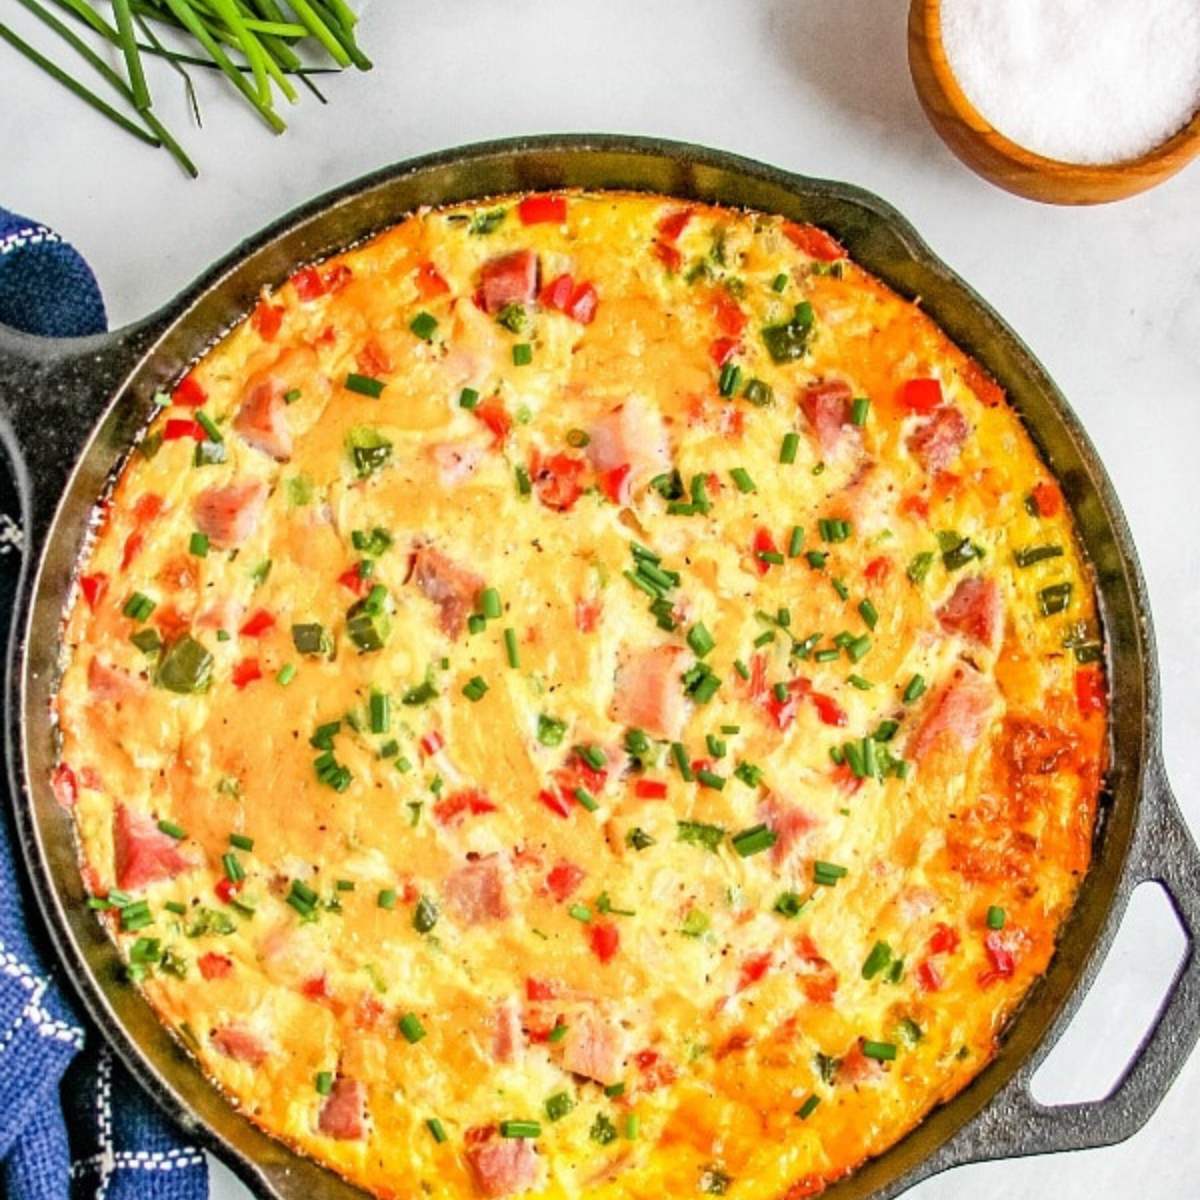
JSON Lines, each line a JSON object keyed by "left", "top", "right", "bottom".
{"left": 796, "top": 1094, "right": 821, "bottom": 1120}
{"left": 758, "top": 550, "right": 785, "bottom": 566}
{"left": 315, "top": 1071, "right": 333, "bottom": 1095}
{"left": 189, "top": 532, "right": 209, "bottom": 557}
{"left": 1038, "top": 582, "right": 1073, "bottom": 616}
{"left": 410, "top": 311, "right": 438, "bottom": 341}
{"left": 806, "top": 550, "right": 827, "bottom": 569}
{"left": 774, "top": 892, "right": 806, "bottom": 918}
{"left": 696, "top": 769, "right": 726, "bottom": 791}
{"left": 515, "top": 465, "right": 532, "bottom": 496}
{"left": 221, "top": 853, "right": 244, "bottom": 883}
{"left": 537, "top": 714, "right": 567, "bottom": 747}
{"left": 468, "top": 614, "right": 486, "bottom": 635}
{"left": 413, "top": 896, "right": 439, "bottom": 933}
{"left": 195, "top": 411, "right": 222, "bottom": 443}
{"left": 731, "top": 824, "right": 777, "bottom": 857}
{"left": 706, "top": 734, "right": 727, "bottom": 758}
{"left": 1014, "top": 544, "right": 1064, "bottom": 568}
{"left": 499, "top": 1120, "right": 541, "bottom": 1139}
{"left": 426, "top": 1117, "right": 447, "bottom": 1143}
{"left": 672, "top": 742, "right": 694, "bottom": 781}
{"left": 772, "top": 272, "right": 789, "bottom": 293}
{"left": 734, "top": 659, "right": 750, "bottom": 680}
{"left": 573, "top": 787, "right": 599, "bottom": 812}
{"left": 832, "top": 577, "right": 850, "bottom": 600}
{"left": 459, "top": 387, "right": 480, "bottom": 409}
{"left": 687, "top": 623, "right": 715, "bottom": 659}
{"left": 730, "top": 467, "right": 756, "bottom": 493}
{"left": 345, "top": 373, "right": 385, "bottom": 398}
{"left": 743, "top": 378, "right": 773, "bottom": 406}
{"left": 718, "top": 362, "right": 742, "bottom": 397}
{"left": 624, "top": 1113, "right": 639, "bottom": 1139}
{"left": 987, "top": 905, "right": 1007, "bottom": 930}
{"left": 547, "top": 1022, "right": 569, "bottom": 1043}
{"left": 788, "top": 526, "right": 804, "bottom": 557}
{"left": 377, "top": 888, "right": 397, "bottom": 910}
{"left": 157, "top": 819, "right": 186, "bottom": 840}
{"left": 846, "top": 635, "right": 871, "bottom": 663}
{"left": 903, "top": 674, "right": 927, "bottom": 703}
{"left": 336, "top": 880, "right": 355, "bottom": 892}
{"left": 276, "top": 663, "right": 297, "bottom": 686}
{"left": 862, "top": 940, "right": 893, "bottom": 980}
{"left": 568, "top": 903, "right": 592, "bottom": 922}
{"left": 862, "top": 1040, "right": 897, "bottom": 1062}
{"left": 578, "top": 744, "right": 607, "bottom": 770}
{"left": 850, "top": 397, "right": 870, "bottom": 426}
{"left": 734, "top": 760, "right": 764, "bottom": 787}
{"left": 122, "top": 592, "right": 155, "bottom": 622}
{"left": 164, "top": 900, "right": 187, "bottom": 916}
{"left": 847, "top": 674, "right": 872, "bottom": 690}
{"left": 481, "top": 587, "right": 503, "bottom": 619}
{"left": 504, "top": 627, "right": 520, "bottom": 668}
{"left": 545, "top": 1091, "right": 575, "bottom": 1122}
{"left": 779, "top": 432, "right": 800, "bottom": 464}
{"left": 754, "top": 630, "right": 776, "bottom": 648}
{"left": 605, "top": 1082, "right": 626, "bottom": 1098}
{"left": 813, "top": 860, "right": 848, "bottom": 886}
{"left": 858, "top": 599, "right": 878, "bottom": 629}
{"left": 370, "top": 690, "right": 391, "bottom": 733}
{"left": 512, "top": 343, "right": 533, "bottom": 366}
{"left": 284, "top": 388, "right": 302, "bottom": 404}
{"left": 399, "top": 1012, "right": 426, "bottom": 1043}
{"left": 462, "top": 676, "right": 489, "bottom": 703}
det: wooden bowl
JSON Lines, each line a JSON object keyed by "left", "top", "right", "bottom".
{"left": 908, "top": 0, "right": 1200, "bottom": 204}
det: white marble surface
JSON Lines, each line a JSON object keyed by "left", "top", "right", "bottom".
{"left": 2, "top": 2, "right": 1198, "bottom": 1197}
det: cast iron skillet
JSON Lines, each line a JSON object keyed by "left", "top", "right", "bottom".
{"left": 1, "top": 135, "right": 1198, "bottom": 1200}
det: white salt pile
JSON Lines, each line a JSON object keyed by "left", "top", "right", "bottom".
{"left": 940, "top": 0, "right": 1200, "bottom": 164}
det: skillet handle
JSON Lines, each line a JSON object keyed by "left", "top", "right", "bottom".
{"left": 0, "top": 320, "right": 162, "bottom": 551}
{"left": 940, "top": 754, "right": 1200, "bottom": 1168}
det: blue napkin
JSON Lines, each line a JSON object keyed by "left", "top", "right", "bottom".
{"left": 0, "top": 205, "right": 208, "bottom": 1198}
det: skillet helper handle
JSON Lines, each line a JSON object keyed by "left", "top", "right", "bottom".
{"left": 945, "top": 754, "right": 1200, "bottom": 1166}
{"left": 0, "top": 322, "right": 156, "bottom": 553}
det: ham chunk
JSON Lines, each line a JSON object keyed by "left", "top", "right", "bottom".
{"left": 467, "top": 1129, "right": 539, "bottom": 1198}
{"left": 479, "top": 250, "right": 539, "bottom": 315}
{"left": 430, "top": 441, "right": 485, "bottom": 487}
{"left": 235, "top": 373, "right": 293, "bottom": 461}
{"left": 937, "top": 576, "right": 1002, "bottom": 649}
{"left": 210, "top": 1025, "right": 268, "bottom": 1066}
{"left": 610, "top": 644, "right": 689, "bottom": 740}
{"left": 318, "top": 1076, "right": 367, "bottom": 1140}
{"left": 88, "top": 658, "right": 139, "bottom": 702}
{"left": 907, "top": 405, "right": 969, "bottom": 473}
{"left": 410, "top": 544, "right": 484, "bottom": 639}
{"left": 113, "top": 804, "right": 189, "bottom": 890}
{"left": 558, "top": 1010, "right": 626, "bottom": 1086}
{"left": 193, "top": 479, "right": 267, "bottom": 549}
{"left": 910, "top": 668, "right": 998, "bottom": 763}
{"left": 445, "top": 858, "right": 509, "bottom": 924}
{"left": 800, "top": 380, "right": 857, "bottom": 457}
{"left": 587, "top": 397, "right": 671, "bottom": 494}
{"left": 492, "top": 999, "right": 524, "bottom": 1064}
{"left": 757, "top": 796, "right": 818, "bottom": 867}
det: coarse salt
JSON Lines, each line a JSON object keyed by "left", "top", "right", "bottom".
{"left": 940, "top": 0, "right": 1200, "bottom": 164}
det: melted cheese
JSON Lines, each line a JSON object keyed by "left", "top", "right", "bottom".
{"left": 55, "top": 193, "right": 1106, "bottom": 1200}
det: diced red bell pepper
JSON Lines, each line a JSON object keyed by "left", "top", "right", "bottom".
{"left": 782, "top": 221, "right": 844, "bottom": 262}
{"left": 291, "top": 265, "right": 326, "bottom": 301}
{"left": 172, "top": 374, "right": 206, "bottom": 408}
{"left": 323, "top": 264, "right": 353, "bottom": 294}
{"left": 1032, "top": 480, "right": 1063, "bottom": 517}
{"left": 121, "top": 532, "right": 144, "bottom": 571}
{"left": 239, "top": 609, "right": 275, "bottom": 638}
{"left": 338, "top": 566, "right": 368, "bottom": 596}
{"left": 251, "top": 300, "right": 284, "bottom": 341}
{"left": 198, "top": 952, "right": 233, "bottom": 980}
{"left": 810, "top": 691, "right": 848, "bottom": 728}
{"left": 710, "top": 337, "right": 740, "bottom": 367}
{"left": 539, "top": 273, "right": 575, "bottom": 311}
{"left": 517, "top": 195, "right": 568, "bottom": 225}
{"left": 657, "top": 208, "right": 693, "bottom": 241}
{"left": 738, "top": 951, "right": 772, "bottom": 990}
{"left": 434, "top": 788, "right": 498, "bottom": 825}
{"left": 163, "top": 419, "right": 204, "bottom": 441}
{"left": 531, "top": 452, "right": 587, "bottom": 512}
{"left": 634, "top": 779, "right": 668, "bottom": 800}
{"left": 414, "top": 260, "right": 450, "bottom": 298}
{"left": 231, "top": 658, "right": 262, "bottom": 689}
{"left": 79, "top": 572, "right": 108, "bottom": 610}
{"left": 753, "top": 527, "right": 780, "bottom": 576}
{"left": 51, "top": 763, "right": 78, "bottom": 809}
{"left": 574, "top": 596, "right": 601, "bottom": 633}
{"left": 474, "top": 401, "right": 512, "bottom": 447}
{"left": 917, "top": 959, "right": 943, "bottom": 992}
{"left": 538, "top": 788, "right": 572, "bottom": 819}
{"left": 899, "top": 378, "right": 943, "bottom": 414}
{"left": 980, "top": 931, "right": 1017, "bottom": 986}
{"left": 929, "top": 923, "right": 960, "bottom": 955}
{"left": 712, "top": 289, "right": 747, "bottom": 337}
{"left": 1075, "top": 665, "right": 1105, "bottom": 716}
{"left": 525, "top": 977, "right": 559, "bottom": 1001}
{"left": 545, "top": 861, "right": 586, "bottom": 902}
{"left": 652, "top": 240, "right": 682, "bottom": 272}
{"left": 215, "top": 876, "right": 243, "bottom": 904}
{"left": 566, "top": 281, "right": 598, "bottom": 325}
{"left": 420, "top": 730, "right": 444, "bottom": 757}
{"left": 589, "top": 921, "right": 620, "bottom": 963}
{"left": 864, "top": 556, "right": 891, "bottom": 583}
{"left": 598, "top": 463, "right": 632, "bottom": 505}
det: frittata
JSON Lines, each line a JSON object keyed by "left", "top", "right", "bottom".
{"left": 53, "top": 191, "right": 1108, "bottom": 1200}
